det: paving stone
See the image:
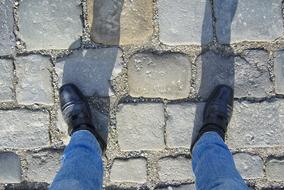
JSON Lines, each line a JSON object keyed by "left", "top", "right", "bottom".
{"left": 158, "top": 0, "right": 213, "bottom": 45}
{"left": 233, "top": 153, "right": 264, "bottom": 179}
{"left": 235, "top": 50, "right": 273, "bottom": 98}
{"left": 15, "top": 55, "right": 53, "bottom": 105}
{"left": 166, "top": 103, "right": 203, "bottom": 148}
{"left": 87, "top": 0, "right": 153, "bottom": 45}
{"left": 156, "top": 184, "right": 195, "bottom": 190}
{"left": 18, "top": 0, "right": 82, "bottom": 50}
{"left": 0, "top": 59, "right": 14, "bottom": 102}
{"left": 128, "top": 53, "right": 191, "bottom": 100}
{"left": 196, "top": 51, "right": 235, "bottom": 98}
{"left": 110, "top": 158, "right": 147, "bottom": 184}
{"left": 274, "top": 51, "right": 284, "bottom": 94}
{"left": 196, "top": 51, "right": 272, "bottom": 98}
{"left": 266, "top": 158, "right": 284, "bottom": 181}
{"left": 214, "top": 0, "right": 284, "bottom": 43}
{"left": 0, "top": 152, "right": 21, "bottom": 183}
{"left": 116, "top": 103, "right": 165, "bottom": 151}
{"left": 26, "top": 151, "right": 62, "bottom": 183}
{"left": 55, "top": 48, "right": 123, "bottom": 97}
{"left": 0, "top": 0, "right": 16, "bottom": 56}
{"left": 158, "top": 157, "right": 193, "bottom": 182}
{"left": 0, "top": 110, "right": 50, "bottom": 149}
{"left": 227, "top": 101, "right": 284, "bottom": 148}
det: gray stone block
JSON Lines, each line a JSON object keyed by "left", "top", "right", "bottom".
{"left": 214, "top": 0, "right": 284, "bottom": 43}
{"left": 128, "top": 53, "right": 191, "bottom": 100}
{"left": 158, "top": 157, "right": 193, "bottom": 182}
{"left": 15, "top": 55, "right": 53, "bottom": 105}
{"left": 116, "top": 103, "right": 165, "bottom": 151}
{"left": 235, "top": 50, "right": 273, "bottom": 98}
{"left": 18, "top": 0, "right": 82, "bottom": 50}
{"left": 26, "top": 151, "right": 62, "bottom": 183}
{"left": 0, "top": 110, "right": 50, "bottom": 149}
{"left": 274, "top": 51, "right": 284, "bottom": 95}
{"left": 110, "top": 158, "right": 147, "bottom": 184}
{"left": 157, "top": 184, "right": 195, "bottom": 190}
{"left": 158, "top": 0, "right": 213, "bottom": 45}
{"left": 227, "top": 101, "right": 284, "bottom": 148}
{"left": 196, "top": 51, "right": 273, "bottom": 98}
{"left": 266, "top": 158, "right": 284, "bottom": 181}
{"left": 0, "top": 0, "right": 16, "bottom": 56}
{"left": 0, "top": 59, "right": 14, "bottom": 102}
{"left": 166, "top": 103, "right": 203, "bottom": 148}
{"left": 55, "top": 48, "right": 123, "bottom": 97}
{"left": 0, "top": 152, "right": 21, "bottom": 183}
{"left": 233, "top": 153, "right": 264, "bottom": 179}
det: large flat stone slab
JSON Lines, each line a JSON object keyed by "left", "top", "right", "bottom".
{"left": 18, "top": 0, "right": 82, "bottom": 50}
{"left": 274, "top": 51, "right": 284, "bottom": 95}
{"left": 158, "top": 0, "right": 213, "bottom": 45}
{"left": 214, "top": 0, "right": 284, "bottom": 43}
{"left": 0, "top": 152, "right": 21, "bottom": 183}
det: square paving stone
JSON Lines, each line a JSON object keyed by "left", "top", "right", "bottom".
{"left": 214, "top": 0, "right": 284, "bottom": 43}
{"left": 55, "top": 48, "right": 123, "bottom": 97}
{"left": 274, "top": 51, "right": 284, "bottom": 95}
{"left": 116, "top": 103, "right": 165, "bottom": 151}
{"left": 15, "top": 55, "right": 53, "bottom": 105}
{"left": 18, "top": 0, "right": 82, "bottom": 50}
{"left": 0, "top": 59, "right": 14, "bottom": 102}
{"left": 158, "top": 0, "right": 213, "bottom": 45}
{"left": 128, "top": 53, "right": 191, "bottom": 100}
{"left": 0, "top": 0, "right": 16, "bottom": 56}
{"left": 87, "top": 0, "right": 153, "bottom": 45}
{"left": 0, "top": 152, "right": 21, "bottom": 183}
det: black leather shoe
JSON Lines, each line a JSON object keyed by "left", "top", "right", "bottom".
{"left": 191, "top": 85, "right": 234, "bottom": 152}
{"left": 59, "top": 83, "right": 107, "bottom": 152}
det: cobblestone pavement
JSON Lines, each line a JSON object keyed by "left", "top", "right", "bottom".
{"left": 0, "top": 0, "right": 284, "bottom": 189}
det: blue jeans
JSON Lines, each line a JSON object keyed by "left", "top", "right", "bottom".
{"left": 50, "top": 131, "right": 248, "bottom": 190}
{"left": 192, "top": 132, "right": 249, "bottom": 190}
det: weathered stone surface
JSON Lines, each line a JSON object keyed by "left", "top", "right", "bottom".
{"left": 0, "top": 152, "right": 21, "bottom": 183}
{"left": 116, "top": 103, "right": 165, "bottom": 151}
{"left": 26, "top": 151, "right": 62, "bottom": 183}
{"left": 158, "top": 0, "right": 213, "bottom": 45}
{"left": 0, "top": 0, "right": 16, "bottom": 56}
{"left": 157, "top": 184, "right": 195, "bottom": 190}
{"left": 233, "top": 153, "right": 264, "bottom": 179}
{"left": 0, "top": 110, "right": 50, "bottom": 149}
{"left": 158, "top": 157, "right": 193, "bottom": 182}
{"left": 196, "top": 51, "right": 272, "bottom": 98}
{"left": 214, "top": 0, "right": 284, "bottom": 43}
{"left": 87, "top": 0, "right": 153, "bottom": 45}
{"left": 266, "top": 158, "right": 284, "bottom": 181}
{"left": 227, "top": 101, "right": 284, "bottom": 148}
{"left": 128, "top": 53, "right": 191, "bottom": 100}
{"left": 166, "top": 103, "right": 203, "bottom": 148}
{"left": 18, "top": 0, "right": 82, "bottom": 50}
{"left": 110, "top": 158, "right": 147, "bottom": 184}
{"left": 235, "top": 50, "right": 273, "bottom": 98}
{"left": 15, "top": 55, "right": 53, "bottom": 105}
{"left": 196, "top": 51, "right": 234, "bottom": 98}
{"left": 55, "top": 48, "right": 123, "bottom": 97}
{"left": 274, "top": 51, "right": 284, "bottom": 94}
{"left": 0, "top": 59, "right": 14, "bottom": 102}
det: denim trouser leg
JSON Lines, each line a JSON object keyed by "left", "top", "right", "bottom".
{"left": 192, "top": 132, "right": 249, "bottom": 190}
{"left": 49, "top": 130, "right": 103, "bottom": 190}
